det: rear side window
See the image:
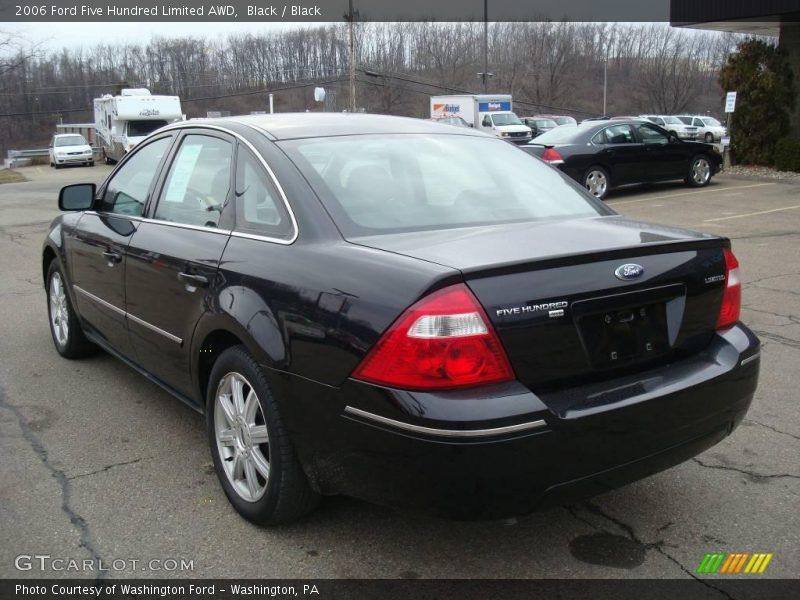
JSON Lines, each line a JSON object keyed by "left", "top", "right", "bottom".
{"left": 99, "top": 136, "right": 171, "bottom": 217}
{"left": 636, "top": 124, "right": 669, "bottom": 145}
{"left": 603, "top": 125, "right": 636, "bottom": 144}
{"left": 155, "top": 134, "right": 233, "bottom": 228}
{"left": 233, "top": 147, "right": 293, "bottom": 240}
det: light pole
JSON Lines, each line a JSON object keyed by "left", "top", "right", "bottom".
{"left": 348, "top": 0, "right": 356, "bottom": 112}
{"left": 602, "top": 55, "right": 608, "bottom": 116}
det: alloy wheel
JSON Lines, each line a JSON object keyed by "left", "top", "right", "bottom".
{"left": 214, "top": 372, "right": 271, "bottom": 502}
{"left": 692, "top": 158, "right": 711, "bottom": 185}
{"left": 49, "top": 271, "right": 69, "bottom": 346}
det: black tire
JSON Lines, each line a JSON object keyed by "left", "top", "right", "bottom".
{"left": 704, "top": 132, "right": 713, "bottom": 143}
{"left": 206, "top": 345, "right": 319, "bottom": 525}
{"left": 583, "top": 165, "right": 610, "bottom": 200}
{"left": 685, "top": 154, "right": 713, "bottom": 188}
{"left": 54, "top": 164, "right": 62, "bottom": 170}
{"left": 46, "top": 260, "right": 96, "bottom": 358}
{"left": 87, "top": 161, "right": 95, "bottom": 167}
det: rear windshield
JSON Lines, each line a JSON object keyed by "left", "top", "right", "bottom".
{"left": 55, "top": 135, "right": 87, "bottom": 147}
{"left": 662, "top": 116, "right": 682, "bottom": 125}
{"left": 702, "top": 117, "right": 722, "bottom": 126}
{"left": 281, "top": 134, "right": 606, "bottom": 236}
{"left": 535, "top": 119, "right": 558, "bottom": 128}
{"left": 127, "top": 120, "right": 168, "bottom": 137}
{"left": 555, "top": 116, "right": 577, "bottom": 125}
{"left": 530, "top": 126, "right": 582, "bottom": 144}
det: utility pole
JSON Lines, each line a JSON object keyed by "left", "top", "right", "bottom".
{"left": 603, "top": 56, "right": 608, "bottom": 116}
{"left": 483, "top": 0, "right": 488, "bottom": 93}
{"left": 477, "top": 0, "right": 493, "bottom": 91}
{"left": 348, "top": 0, "right": 356, "bottom": 111}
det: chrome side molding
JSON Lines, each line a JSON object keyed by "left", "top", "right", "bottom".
{"left": 343, "top": 405, "right": 547, "bottom": 439}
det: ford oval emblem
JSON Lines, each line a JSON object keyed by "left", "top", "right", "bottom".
{"left": 614, "top": 263, "right": 644, "bottom": 281}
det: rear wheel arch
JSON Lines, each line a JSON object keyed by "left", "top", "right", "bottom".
{"left": 42, "top": 246, "right": 57, "bottom": 285}
{"left": 195, "top": 328, "right": 247, "bottom": 410}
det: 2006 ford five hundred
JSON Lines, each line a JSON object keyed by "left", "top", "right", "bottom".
{"left": 42, "top": 114, "right": 760, "bottom": 524}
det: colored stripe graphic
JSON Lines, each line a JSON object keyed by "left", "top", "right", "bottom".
{"left": 699, "top": 552, "right": 774, "bottom": 574}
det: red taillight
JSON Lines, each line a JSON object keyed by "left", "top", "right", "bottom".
{"left": 541, "top": 148, "right": 564, "bottom": 164}
{"left": 352, "top": 284, "right": 515, "bottom": 390}
{"left": 716, "top": 248, "right": 741, "bottom": 329}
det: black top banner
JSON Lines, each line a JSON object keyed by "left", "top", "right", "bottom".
{"left": 1, "top": 0, "right": 675, "bottom": 23}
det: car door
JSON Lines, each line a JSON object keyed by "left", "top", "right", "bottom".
{"left": 633, "top": 122, "right": 687, "bottom": 180}
{"left": 67, "top": 135, "right": 174, "bottom": 357}
{"left": 594, "top": 124, "right": 642, "bottom": 184}
{"left": 124, "top": 130, "right": 234, "bottom": 398}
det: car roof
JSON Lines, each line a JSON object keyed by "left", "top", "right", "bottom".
{"left": 183, "top": 113, "right": 487, "bottom": 141}
{"left": 54, "top": 133, "right": 84, "bottom": 137}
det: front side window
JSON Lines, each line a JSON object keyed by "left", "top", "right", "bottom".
{"left": 491, "top": 113, "right": 523, "bottom": 126}
{"left": 281, "top": 134, "right": 608, "bottom": 236}
{"left": 603, "top": 124, "right": 636, "bottom": 144}
{"left": 99, "top": 136, "right": 171, "bottom": 217}
{"left": 637, "top": 124, "right": 669, "bottom": 145}
{"left": 155, "top": 134, "right": 233, "bottom": 228}
{"left": 233, "top": 147, "right": 292, "bottom": 240}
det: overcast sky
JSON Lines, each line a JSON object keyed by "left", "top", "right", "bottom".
{"left": 4, "top": 22, "right": 301, "bottom": 51}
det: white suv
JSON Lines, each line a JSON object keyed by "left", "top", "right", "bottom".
{"left": 676, "top": 115, "right": 727, "bottom": 143}
{"left": 639, "top": 115, "right": 699, "bottom": 140}
{"left": 49, "top": 134, "right": 94, "bottom": 169}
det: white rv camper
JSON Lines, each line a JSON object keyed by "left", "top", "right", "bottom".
{"left": 94, "top": 89, "right": 182, "bottom": 163}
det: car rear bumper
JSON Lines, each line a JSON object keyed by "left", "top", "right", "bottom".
{"left": 274, "top": 324, "right": 759, "bottom": 519}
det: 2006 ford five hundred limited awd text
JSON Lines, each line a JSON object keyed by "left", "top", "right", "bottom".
{"left": 42, "top": 114, "right": 760, "bottom": 524}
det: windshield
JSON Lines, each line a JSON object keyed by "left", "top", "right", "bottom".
{"left": 555, "top": 116, "right": 577, "bottom": 125}
{"left": 126, "top": 120, "right": 168, "bottom": 137}
{"left": 530, "top": 126, "right": 582, "bottom": 144}
{"left": 662, "top": 116, "right": 682, "bottom": 125}
{"left": 281, "top": 134, "right": 604, "bottom": 236}
{"left": 535, "top": 119, "right": 558, "bottom": 128}
{"left": 55, "top": 135, "right": 87, "bottom": 147}
{"left": 702, "top": 117, "right": 722, "bottom": 126}
{"left": 491, "top": 113, "right": 522, "bottom": 126}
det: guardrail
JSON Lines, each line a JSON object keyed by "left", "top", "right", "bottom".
{"left": 6, "top": 147, "right": 101, "bottom": 168}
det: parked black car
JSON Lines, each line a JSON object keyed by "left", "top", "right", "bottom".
{"left": 43, "top": 114, "right": 758, "bottom": 524}
{"left": 520, "top": 116, "right": 558, "bottom": 138}
{"left": 524, "top": 120, "right": 722, "bottom": 200}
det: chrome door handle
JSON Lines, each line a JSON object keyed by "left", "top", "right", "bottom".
{"left": 177, "top": 272, "right": 209, "bottom": 290}
{"left": 102, "top": 251, "right": 121, "bottom": 266}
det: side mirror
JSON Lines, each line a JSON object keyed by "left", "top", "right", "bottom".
{"left": 59, "top": 183, "right": 96, "bottom": 211}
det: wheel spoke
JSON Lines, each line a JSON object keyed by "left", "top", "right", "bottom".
{"left": 249, "top": 424, "right": 269, "bottom": 445}
{"left": 231, "top": 452, "right": 245, "bottom": 480}
{"left": 218, "top": 428, "right": 236, "bottom": 446}
{"left": 251, "top": 447, "right": 270, "bottom": 480}
{"left": 243, "top": 389, "right": 259, "bottom": 423}
{"left": 217, "top": 393, "right": 237, "bottom": 426}
{"left": 244, "top": 457, "right": 260, "bottom": 498}
{"left": 231, "top": 376, "right": 245, "bottom": 416}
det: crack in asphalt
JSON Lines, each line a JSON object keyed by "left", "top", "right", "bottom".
{"left": 0, "top": 384, "right": 106, "bottom": 579}
{"left": 565, "top": 503, "right": 736, "bottom": 600}
{"left": 751, "top": 330, "right": 800, "bottom": 350}
{"left": 744, "top": 418, "right": 800, "bottom": 441}
{"left": 748, "top": 284, "right": 800, "bottom": 298}
{"left": 732, "top": 231, "right": 800, "bottom": 241}
{"left": 741, "top": 305, "right": 800, "bottom": 326}
{"left": 742, "top": 270, "right": 800, "bottom": 286}
{"left": 692, "top": 458, "right": 800, "bottom": 481}
{"left": 67, "top": 457, "right": 146, "bottom": 480}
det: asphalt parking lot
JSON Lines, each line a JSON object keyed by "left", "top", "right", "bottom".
{"left": 0, "top": 165, "right": 798, "bottom": 584}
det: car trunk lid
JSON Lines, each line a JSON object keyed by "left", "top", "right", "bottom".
{"left": 349, "top": 215, "right": 727, "bottom": 392}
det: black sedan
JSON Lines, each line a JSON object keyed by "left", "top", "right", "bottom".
{"left": 523, "top": 120, "right": 722, "bottom": 200}
{"left": 43, "top": 114, "right": 758, "bottom": 524}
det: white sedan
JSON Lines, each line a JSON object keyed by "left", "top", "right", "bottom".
{"left": 49, "top": 134, "right": 94, "bottom": 168}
